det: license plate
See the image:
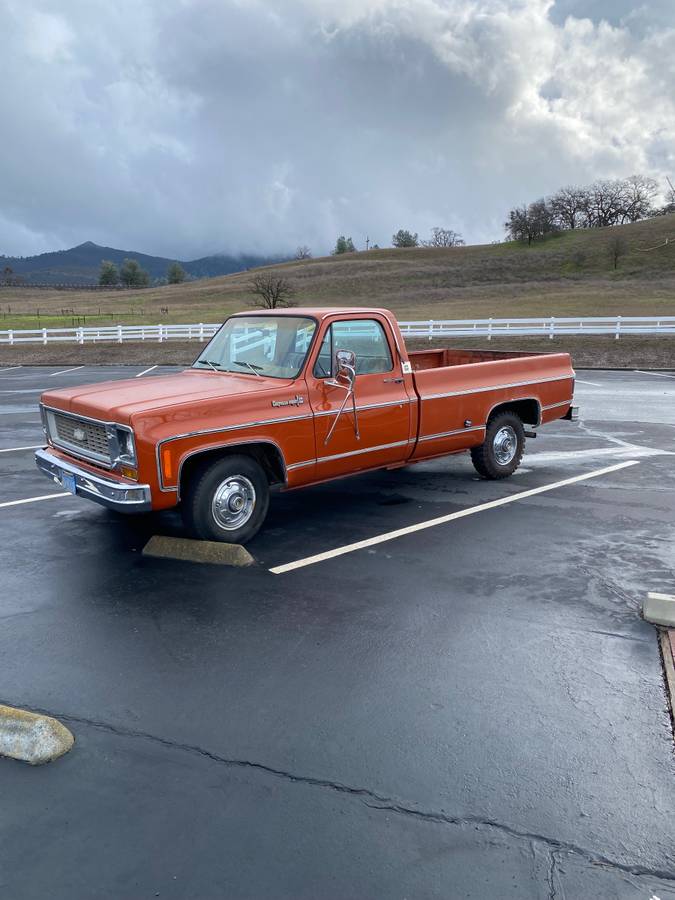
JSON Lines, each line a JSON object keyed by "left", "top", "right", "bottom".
{"left": 61, "top": 472, "right": 77, "bottom": 495}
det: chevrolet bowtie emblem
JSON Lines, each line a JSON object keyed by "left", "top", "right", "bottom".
{"left": 271, "top": 395, "right": 305, "bottom": 408}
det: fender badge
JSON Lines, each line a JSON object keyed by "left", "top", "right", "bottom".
{"left": 272, "top": 395, "right": 305, "bottom": 408}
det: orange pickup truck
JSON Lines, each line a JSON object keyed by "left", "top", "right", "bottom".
{"left": 36, "top": 308, "right": 578, "bottom": 543}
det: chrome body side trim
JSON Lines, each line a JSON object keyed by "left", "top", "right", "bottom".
{"left": 420, "top": 373, "right": 573, "bottom": 402}
{"left": 316, "top": 439, "right": 413, "bottom": 465}
{"left": 156, "top": 413, "right": 313, "bottom": 491}
{"left": 286, "top": 459, "right": 316, "bottom": 472}
{"left": 313, "top": 397, "right": 414, "bottom": 417}
{"left": 542, "top": 399, "right": 574, "bottom": 412}
{"left": 173, "top": 437, "right": 288, "bottom": 500}
{"left": 417, "top": 425, "right": 486, "bottom": 442}
{"left": 484, "top": 396, "right": 543, "bottom": 427}
{"left": 35, "top": 448, "right": 152, "bottom": 513}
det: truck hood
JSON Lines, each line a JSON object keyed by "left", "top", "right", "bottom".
{"left": 40, "top": 369, "right": 294, "bottom": 423}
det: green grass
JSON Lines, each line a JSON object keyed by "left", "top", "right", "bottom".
{"left": 1, "top": 214, "right": 674, "bottom": 329}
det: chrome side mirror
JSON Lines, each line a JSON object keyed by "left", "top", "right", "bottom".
{"left": 324, "top": 349, "right": 359, "bottom": 444}
{"left": 335, "top": 349, "right": 356, "bottom": 381}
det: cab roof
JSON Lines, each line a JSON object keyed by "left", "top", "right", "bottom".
{"left": 231, "top": 307, "right": 394, "bottom": 320}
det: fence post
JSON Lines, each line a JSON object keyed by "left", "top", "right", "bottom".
{"left": 199, "top": 323, "right": 204, "bottom": 342}
{"left": 549, "top": 317, "right": 555, "bottom": 340}
{"left": 615, "top": 316, "right": 621, "bottom": 340}
{"left": 428, "top": 320, "right": 433, "bottom": 342}
{"left": 487, "top": 318, "right": 492, "bottom": 341}
{"left": 78, "top": 327, "right": 84, "bottom": 345}
{"left": 117, "top": 324, "right": 123, "bottom": 344}
{"left": 158, "top": 324, "right": 163, "bottom": 343}
{"left": 8, "top": 330, "right": 13, "bottom": 346}
{"left": 43, "top": 328, "right": 47, "bottom": 345}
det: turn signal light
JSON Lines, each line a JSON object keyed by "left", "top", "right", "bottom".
{"left": 120, "top": 466, "right": 138, "bottom": 480}
{"left": 161, "top": 448, "right": 173, "bottom": 481}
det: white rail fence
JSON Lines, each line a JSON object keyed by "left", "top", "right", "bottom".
{"left": 1, "top": 316, "right": 674, "bottom": 345}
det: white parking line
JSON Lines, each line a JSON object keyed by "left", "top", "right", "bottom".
{"left": 0, "top": 445, "right": 43, "bottom": 453}
{"left": 48, "top": 366, "right": 85, "bottom": 377}
{"left": 0, "top": 492, "right": 69, "bottom": 509}
{"left": 634, "top": 370, "right": 675, "bottom": 379}
{"left": 136, "top": 365, "right": 158, "bottom": 377}
{"left": 575, "top": 379, "right": 601, "bottom": 386}
{"left": 0, "top": 366, "right": 22, "bottom": 373}
{"left": 270, "top": 460, "right": 640, "bottom": 575}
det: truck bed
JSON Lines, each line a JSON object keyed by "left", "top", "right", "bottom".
{"left": 407, "top": 347, "right": 575, "bottom": 460}
{"left": 408, "top": 347, "right": 550, "bottom": 371}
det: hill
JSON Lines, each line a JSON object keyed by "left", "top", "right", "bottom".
{"left": 0, "top": 241, "right": 287, "bottom": 286}
{"left": 0, "top": 215, "right": 674, "bottom": 330}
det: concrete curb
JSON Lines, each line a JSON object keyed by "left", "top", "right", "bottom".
{"left": 0, "top": 704, "right": 74, "bottom": 765}
{"left": 142, "top": 535, "right": 254, "bottom": 567}
{"left": 659, "top": 630, "right": 675, "bottom": 729}
{"left": 643, "top": 592, "right": 675, "bottom": 627}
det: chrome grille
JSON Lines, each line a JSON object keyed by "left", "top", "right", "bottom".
{"left": 52, "top": 413, "right": 111, "bottom": 463}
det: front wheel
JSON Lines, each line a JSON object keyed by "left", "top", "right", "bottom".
{"left": 470, "top": 411, "right": 525, "bottom": 479}
{"left": 181, "top": 454, "right": 270, "bottom": 543}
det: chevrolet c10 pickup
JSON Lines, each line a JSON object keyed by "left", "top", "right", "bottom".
{"left": 36, "top": 307, "right": 578, "bottom": 543}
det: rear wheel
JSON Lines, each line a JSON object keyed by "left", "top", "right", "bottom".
{"left": 181, "top": 454, "right": 270, "bottom": 543}
{"left": 471, "top": 411, "right": 525, "bottom": 479}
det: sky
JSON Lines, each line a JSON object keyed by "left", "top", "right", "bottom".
{"left": 1, "top": 0, "right": 674, "bottom": 259}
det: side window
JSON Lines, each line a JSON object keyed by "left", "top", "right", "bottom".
{"left": 333, "top": 320, "right": 393, "bottom": 375}
{"left": 313, "top": 330, "right": 332, "bottom": 378}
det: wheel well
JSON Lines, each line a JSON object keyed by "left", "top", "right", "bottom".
{"left": 178, "top": 442, "right": 286, "bottom": 498}
{"left": 488, "top": 398, "right": 541, "bottom": 426}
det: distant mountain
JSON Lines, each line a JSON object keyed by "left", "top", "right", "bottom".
{"left": 0, "top": 241, "right": 289, "bottom": 285}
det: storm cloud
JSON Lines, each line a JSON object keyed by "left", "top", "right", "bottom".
{"left": 1, "top": 0, "right": 674, "bottom": 258}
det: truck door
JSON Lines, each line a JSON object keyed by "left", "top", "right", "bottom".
{"left": 306, "top": 317, "right": 413, "bottom": 477}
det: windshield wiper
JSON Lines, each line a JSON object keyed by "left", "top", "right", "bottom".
{"left": 195, "top": 359, "right": 224, "bottom": 373}
{"left": 233, "top": 360, "right": 263, "bottom": 377}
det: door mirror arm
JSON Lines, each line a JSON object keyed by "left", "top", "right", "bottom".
{"left": 324, "top": 352, "right": 359, "bottom": 445}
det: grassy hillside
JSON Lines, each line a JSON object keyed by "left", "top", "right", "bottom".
{"left": 1, "top": 215, "right": 674, "bottom": 330}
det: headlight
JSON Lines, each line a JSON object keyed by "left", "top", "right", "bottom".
{"left": 110, "top": 425, "right": 137, "bottom": 467}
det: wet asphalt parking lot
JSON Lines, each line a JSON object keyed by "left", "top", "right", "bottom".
{"left": 1, "top": 364, "right": 675, "bottom": 899}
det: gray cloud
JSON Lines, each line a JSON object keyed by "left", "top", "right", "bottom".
{"left": 0, "top": 0, "right": 673, "bottom": 258}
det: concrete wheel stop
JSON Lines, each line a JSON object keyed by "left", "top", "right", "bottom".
{"left": 0, "top": 704, "right": 74, "bottom": 765}
{"left": 643, "top": 592, "right": 675, "bottom": 627}
{"left": 142, "top": 535, "right": 254, "bottom": 567}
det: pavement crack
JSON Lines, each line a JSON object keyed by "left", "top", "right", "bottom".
{"left": 8, "top": 702, "right": 675, "bottom": 887}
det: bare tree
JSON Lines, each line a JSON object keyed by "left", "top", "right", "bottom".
{"left": 619, "top": 175, "right": 658, "bottom": 223}
{"left": 249, "top": 273, "right": 296, "bottom": 309}
{"left": 295, "top": 245, "right": 312, "bottom": 260}
{"left": 608, "top": 234, "right": 628, "bottom": 270}
{"left": 550, "top": 186, "right": 586, "bottom": 230}
{"left": 422, "top": 227, "right": 465, "bottom": 248}
{"left": 581, "top": 180, "right": 628, "bottom": 228}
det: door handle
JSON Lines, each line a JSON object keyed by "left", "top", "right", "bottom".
{"left": 383, "top": 377, "right": 404, "bottom": 383}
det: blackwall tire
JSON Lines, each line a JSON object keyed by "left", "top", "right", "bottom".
{"left": 470, "top": 411, "right": 525, "bottom": 480}
{"left": 181, "top": 454, "right": 270, "bottom": 544}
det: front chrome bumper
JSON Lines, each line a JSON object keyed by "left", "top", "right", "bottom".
{"left": 35, "top": 448, "right": 152, "bottom": 513}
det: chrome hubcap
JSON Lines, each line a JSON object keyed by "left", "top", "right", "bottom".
{"left": 211, "top": 475, "right": 256, "bottom": 531}
{"left": 493, "top": 425, "right": 517, "bottom": 465}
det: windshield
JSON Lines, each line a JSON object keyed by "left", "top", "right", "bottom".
{"left": 193, "top": 315, "right": 317, "bottom": 379}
